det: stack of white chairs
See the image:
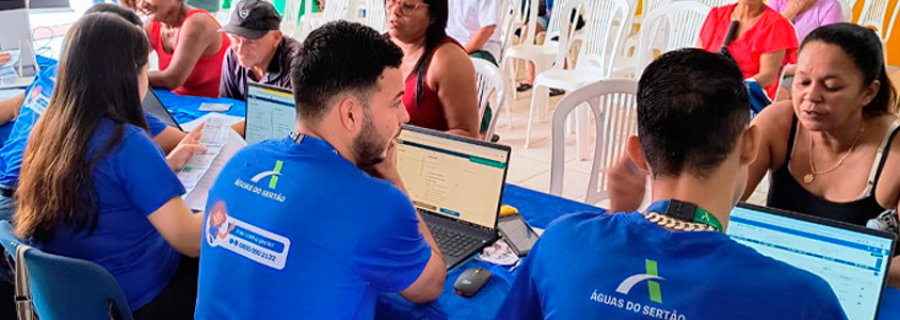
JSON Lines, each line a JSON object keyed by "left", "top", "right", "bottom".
{"left": 633, "top": 1, "right": 711, "bottom": 77}
{"left": 501, "top": 0, "right": 577, "bottom": 100}
{"left": 524, "top": 0, "right": 632, "bottom": 160}
{"left": 365, "top": 0, "right": 387, "bottom": 32}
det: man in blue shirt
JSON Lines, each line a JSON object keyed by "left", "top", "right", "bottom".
{"left": 498, "top": 49, "right": 847, "bottom": 319}
{"left": 196, "top": 21, "right": 446, "bottom": 319}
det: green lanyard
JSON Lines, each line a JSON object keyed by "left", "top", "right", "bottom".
{"left": 645, "top": 200, "right": 723, "bottom": 232}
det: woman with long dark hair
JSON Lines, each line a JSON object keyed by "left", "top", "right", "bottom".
{"left": 14, "top": 13, "right": 203, "bottom": 319}
{"left": 387, "top": 0, "right": 480, "bottom": 138}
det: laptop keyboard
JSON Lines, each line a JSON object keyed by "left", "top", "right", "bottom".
{"left": 427, "top": 224, "right": 484, "bottom": 257}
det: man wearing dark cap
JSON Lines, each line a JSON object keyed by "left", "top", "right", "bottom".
{"left": 219, "top": 0, "right": 301, "bottom": 101}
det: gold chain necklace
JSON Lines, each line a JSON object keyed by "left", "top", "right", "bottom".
{"left": 641, "top": 212, "right": 717, "bottom": 232}
{"left": 804, "top": 124, "right": 865, "bottom": 184}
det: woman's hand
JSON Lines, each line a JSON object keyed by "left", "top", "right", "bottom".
{"left": 0, "top": 52, "right": 11, "bottom": 66}
{"left": 166, "top": 123, "right": 208, "bottom": 172}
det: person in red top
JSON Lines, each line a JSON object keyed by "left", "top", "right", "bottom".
{"left": 387, "top": 0, "right": 480, "bottom": 138}
{"left": 699, "top": 0, "right": 799, "bottom": 100}
{"left": 138, "top": 0, "right": 230, "bottom": 98}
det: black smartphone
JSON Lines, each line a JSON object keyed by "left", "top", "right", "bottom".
{"left": 498, "top": 214, "right": 540, "bottom": 257}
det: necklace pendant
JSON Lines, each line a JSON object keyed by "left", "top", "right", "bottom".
{"left": 804, "top": 173, "right": 815, "bottom": 184}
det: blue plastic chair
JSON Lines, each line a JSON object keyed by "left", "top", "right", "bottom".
{"left": 0, "top": 221, "right": 134, "bottom": 320}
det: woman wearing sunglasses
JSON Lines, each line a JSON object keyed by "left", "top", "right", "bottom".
{"left": 387, "top": 0, "right": 481, "bottom": 138}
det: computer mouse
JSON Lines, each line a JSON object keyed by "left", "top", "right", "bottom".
{"left": 454, "top": 267, "right": 492, "bottom": 297}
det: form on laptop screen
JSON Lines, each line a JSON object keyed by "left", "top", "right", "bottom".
{"left": 728, "top": 206, "right": 894, "bottom": 320}
{"left": 245, "top": 83, "right": 296, "bottom": 145}
{"left": 396, "top": 128, "right": 509, "bottom": 229}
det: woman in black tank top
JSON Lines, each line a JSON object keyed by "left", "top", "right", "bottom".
{"left": 744, "top": 24, "right": 900, "bottom": 287}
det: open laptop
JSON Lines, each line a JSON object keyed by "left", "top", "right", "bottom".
{"left": 728, "top": 203, "right": 897, "bottom": 320}
{"left": 142, "top": 88, "right": 183, "bottom": 131}
{"left": 244, "top": 82, "right": 295, "bottom": 144}
{"left": 0, "top": 0, "right": 39, "bottom": 89}
{"left": 396, "top": 125, "right": 511, "bottom": 270}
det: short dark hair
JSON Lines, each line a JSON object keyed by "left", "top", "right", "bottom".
{"left": 85, "top": 3, "right": 143, "bottom": 26}
{"left": 291, "top": 21, "right": 403, "bottom": 121}
{"left": 637, "top": 48, "right": 750, "bottom": 178}
{"left": 802, "top": 23, "right": 898, "bottom": 118}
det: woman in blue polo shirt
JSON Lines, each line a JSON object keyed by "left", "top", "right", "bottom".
{"left": 12, "top": 14, "right": 203, "bottom": 320}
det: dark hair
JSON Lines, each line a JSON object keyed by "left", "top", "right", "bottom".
{"left": 637, "top": 48, "right": 750, "bottom": 178}
{"left": 15, "top": 13, "right": 150, "bottom": 241}
{"left": 411, "top": 0, "right": 448, "bottom": 107}
{"left": 291, "top": 21, "right": 403, "bottom": 121}
{"left": 85, "top": 3, "right": 143, "bottom": 26}
{"left": 802, "top": 23, "right": 898, "bottom": 118}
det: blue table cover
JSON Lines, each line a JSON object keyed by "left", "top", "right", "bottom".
{"left": 5, "top": 57, "right": 895, "bottom": 319}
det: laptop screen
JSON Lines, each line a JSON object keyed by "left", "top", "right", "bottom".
{"left": 142, "top": 89, "right": 181, "bottom": 130}
{"left": 728, "top": 205, "right": 895, "bottom": 320}
{"left": 245, "top": 83, "right": 296, "bottom": 145}
{"left": 396, "top": 126, "right": 510, "bottom": 229}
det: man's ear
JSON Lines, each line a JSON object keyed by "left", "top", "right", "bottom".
{"left": 626, "top": 135, "right": 650, "bottom": 174}
{"left": 739, "top": 125, "right": 761, "bottom": 166}
{"left": 336, "top": 95, "right": 363, "bottom": 132}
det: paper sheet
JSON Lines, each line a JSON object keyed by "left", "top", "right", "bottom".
{"left": 181, "top": 113, "right": 243, "bottom": 132}
{"left": 178, "top": 114, "right": 239, "bottom": 191}
{"left": 184, "top": 129, "right": 247, "bottom": 211}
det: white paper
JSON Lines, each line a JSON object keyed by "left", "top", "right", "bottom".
{"left": 184, "top": 129, "right": 248, "bottom": 211}
{"left": 181, "top": 113, "right": 243, "bottom": 132}
{"left": 178, "top": 115, "right": 232, "bottom": 192}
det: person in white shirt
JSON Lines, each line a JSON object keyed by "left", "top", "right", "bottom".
{"left": 446, "top": 0, "right": 502, "bottom": 65}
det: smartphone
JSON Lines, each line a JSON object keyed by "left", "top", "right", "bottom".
{"left": 498, "top": 214, "right": 540, "bottom": 257}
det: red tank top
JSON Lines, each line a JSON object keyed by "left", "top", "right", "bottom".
{"left": 150, "top": 9, "right": 230, "bottom": 98}
{"left": 402, "top": 37, "right": 462, "bottom": 132}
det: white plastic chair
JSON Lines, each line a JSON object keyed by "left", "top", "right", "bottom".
{"left": 365, "top": 0, "right": 387, "bottom": 32}
{"left": 525, "top": 0, "right": 632, "bottom": 157}
{"left": 857, "top": 0, "right": 900, "bottom": 42}
{"left": 472, "top": 58, "right": 509, "bottom": 141}
{"left": 549, "top": 79, "right": 639, "bottom": 204}
{"left": 837, "top": 0, "right": 856, "bottom": 22}
{"left": 296, "top": 0, "right": 360, "bottom": 40}
{"left": 633, "top": 1, "right": 711, "bottom": 77}
{"left": 501, "top": 0, "right": 576, "bottom": 101}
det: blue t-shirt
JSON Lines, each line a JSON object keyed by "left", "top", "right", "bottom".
{"left": 498, "top": 212, "right": 847, "bottom": 320}
{"left": 196, "top": 136, "right": 432, "bottom": 320}
{"left": 32, "top": 118, "right": 185, "bottom": 310}
{"left": 0, "top": 65, "right": 168, "bottom": 188}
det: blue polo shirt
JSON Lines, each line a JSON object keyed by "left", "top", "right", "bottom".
{"left": 32, "top": 118, "right": 185, "bottom": 310}
{"left": 196, "top": 135, "right": 432, "bottom": 319}
{"left": 0, "top": 65, "right": 168, "bottom": 189}
{"left": 498, "top": 211, "right": 847, "bottom": 320}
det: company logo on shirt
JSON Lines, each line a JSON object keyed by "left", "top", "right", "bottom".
{"left": 234, "top": 160, "right": 287, "bottom": 202}
{"left": 589, "top": 259, "right": 686, "bottom": 320}
{"left": 250, "top": 160, "right": 283, "bottom": 190}
{"left": 616, "top": 259, "right": 664, "bottom": 303}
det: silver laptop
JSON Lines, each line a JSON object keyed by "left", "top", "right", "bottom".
{"left": 0, "top": 0, "right": 39, "bottom": 89}
{"left": 396, "top": 125, "right": 511, "bottom": 270}
{"left": 244, "top": 82, "right": 295, "bottom": 144}
{"left": 728, "top": 203, "right": 896, "bottom": 320}
{"left": 142, "top": 88, "right": 182, "bottom": 131}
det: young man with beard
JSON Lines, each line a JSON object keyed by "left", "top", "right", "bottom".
{"left": 195, "top": 21, "right": 446, "bottom": 319}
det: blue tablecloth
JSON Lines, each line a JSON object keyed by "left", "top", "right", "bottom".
{"left": 152, "top": 91, "right": 900, "bottom": 320}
